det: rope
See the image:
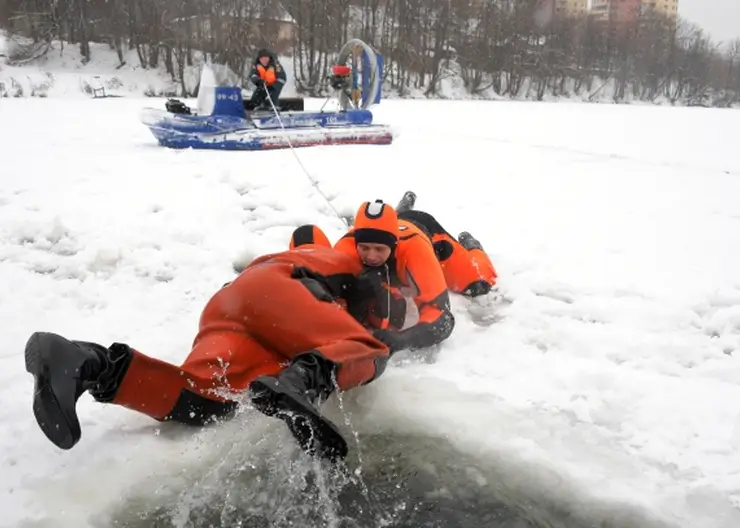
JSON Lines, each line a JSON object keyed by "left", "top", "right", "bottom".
{"left": 263, "top": 87, "right": 349, "bottom": 227}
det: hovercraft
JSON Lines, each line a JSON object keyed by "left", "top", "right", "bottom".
{"left": 140, "top": 39, "right": 393, "bottom": 151}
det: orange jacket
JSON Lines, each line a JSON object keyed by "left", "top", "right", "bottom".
{"left": 256, "top": 64, "right": 277, "bottom": 86}
{"left": 334, "top": 219, "right": 454, "bottom": 349}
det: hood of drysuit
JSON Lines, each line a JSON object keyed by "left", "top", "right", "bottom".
{"left": 353, "top": 200, "right": 399, "bottom": 252}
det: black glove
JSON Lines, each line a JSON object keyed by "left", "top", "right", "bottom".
{"left": 356, "top": 267, "right": 390, "bottom": 319}
{"left": 372, "top": 329, "right": 409, "bottom": 355}
{"left": 250, "top": 75, "right": 262, "bottom": 86}
{"left": 356, "top": 267, "right": 388, "bottom": 296}
{"left": 291, "top": 266, "right": 334, "bottom": 302}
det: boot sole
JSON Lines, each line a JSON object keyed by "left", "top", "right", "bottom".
{"left": 396, "top": 191, "right": 417, "bottom": 213}
{"left": 250, "top": 378, "right": 348, "bottom": 462}
{"left": 24, "top": 332, "right": 81, "bottom": 450}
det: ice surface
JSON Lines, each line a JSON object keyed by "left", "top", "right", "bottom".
{"left": 1, "top": 96, "right": 739, "bottom": 527}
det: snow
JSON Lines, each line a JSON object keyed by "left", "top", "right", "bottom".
{"left": 1, "top": 94, "right": 740, "bottom": 527}
{"left": 0, "top": 35, "right": 301, "bottom": 99}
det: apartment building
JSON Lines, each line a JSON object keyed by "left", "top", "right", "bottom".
{"left": 537, "top": 0, "right": 590, "bottom": 19}
{"left": 556, "top": 0, "right": 590, "bottom": 16}
{"left": 641, "top": 0, "right": 679, "bottom": 19}
{"left": 589, "top": 0, "right": 679, "bottom": 28}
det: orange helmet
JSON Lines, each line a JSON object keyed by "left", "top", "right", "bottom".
{"left": 353, "top": 200, "right": 399, "bottom": 250}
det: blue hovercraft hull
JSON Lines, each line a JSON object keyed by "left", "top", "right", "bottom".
{"left": 140, "top": 108, "right": 392, "bottom": 151}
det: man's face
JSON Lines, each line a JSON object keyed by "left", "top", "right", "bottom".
{"left": 259, "top": 56, "right": 270, "bottom": 67}
{"left": 356, "top": 243, "right": 391, "bottom": 267}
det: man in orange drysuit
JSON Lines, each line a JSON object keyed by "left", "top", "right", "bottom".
{"left": 24, "top": 246, "right": 391, "bottom": 461}
{"left": 290, "top": 200, "right": 457, "bottom": 354}
{"left": 291, "top": 193, "right": 497, "bottom": 303}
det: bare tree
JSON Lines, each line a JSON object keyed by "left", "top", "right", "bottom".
{"left": 1, "top": 0, "right": 738, "bottom": 104}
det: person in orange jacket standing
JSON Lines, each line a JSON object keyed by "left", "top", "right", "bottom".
{"left": 25, "top": 246, "right": 392, "bottom": 461}
{"left": 248, "top": 47, "right": 287, "bottom": 111}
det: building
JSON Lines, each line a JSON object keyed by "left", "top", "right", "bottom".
{"left": 557, "top": 0, "right": 590, "bottom": 17}
{"left": 588, "top": 0, "right": 678, "bottom": 34}
{"left": 254, "top": 1, "right": 296, "bottom": 53}
{"left": 591, "top": 0, "right": 642, "bottom": 25}
{"left": 590, "top": 0, "right": 679, "bottom": 22}
{"left": 533, "top": 0, "right": 589, "bottom": 27}
{"left": 640, "top": 0, "right": 679, "bottom": 19}
{"left": 613, "top": 0, "right": 643, "bottom": 24}
{"left": 537, "top": 0, "right": 590, "bottom": 19}
{"left": 590, "top": 0, "right": 609, "bottom": 22}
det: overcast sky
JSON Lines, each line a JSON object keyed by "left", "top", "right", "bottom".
{"left": 673, "top": 0, "right": 739, "bottom": 43}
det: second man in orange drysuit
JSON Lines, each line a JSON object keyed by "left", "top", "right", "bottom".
{"left": 24, "top": 246, "right": 392, "bottom": 461}
{"left": 291, "top": 192, "right": 497, "bottom": 303}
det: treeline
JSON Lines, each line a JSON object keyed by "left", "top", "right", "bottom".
{"left": 1, "top": 0, "right": 739, "bottom": 105}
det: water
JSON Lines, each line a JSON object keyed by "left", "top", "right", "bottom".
{"left": 101, "top": 432, "right": 539, "bottom": 528}
{"left": 95, "top": 420, "right": 679, "bottom": 528}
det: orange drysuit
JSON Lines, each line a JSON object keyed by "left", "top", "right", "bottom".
{"left": 107, "top": 246, "right": 390, "bottom": 424}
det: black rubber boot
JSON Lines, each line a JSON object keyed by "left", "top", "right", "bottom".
{"left": 24, "top": 332, "right": 131, "bottom": 450}
{"left": 458, "top": 231, "right": 484, "bottom": 251}
{"left": 462, "top": 280, "right": 492, "bottom": 297}
{"left": 458, "top": 232, "right": 492, "bottom": 297}
{"left": 396, "top": 191, "right": 417, "bottom": 214}
{"left": 249, "top": 353, "right": 347, "bottom": 462}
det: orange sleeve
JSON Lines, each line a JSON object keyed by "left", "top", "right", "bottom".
{"left": 332, "top": 229, "right": 358, "bottom": 258}
{"left": 395, "top": 231, "right": 449, "bottom": 324}
{"left": 393, "top": 231, "right": 455, "bottom": 348}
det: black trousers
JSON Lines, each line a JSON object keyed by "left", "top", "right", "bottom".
{"left": 250, "top": 83, "right": 283, "bottom": 107}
